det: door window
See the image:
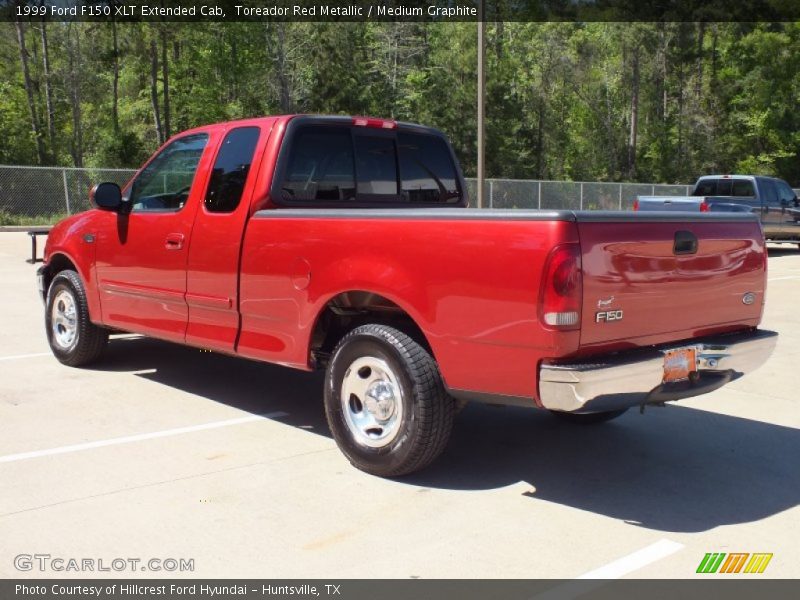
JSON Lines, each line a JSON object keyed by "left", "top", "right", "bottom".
{"left": 760, "top": 179, "right": 779, "bottom": 205}
{"left": 776, "top": 180, "right": 797, "bottom": 205}
{"left": 130, "top": 134, "right": 209, "bottom": 212}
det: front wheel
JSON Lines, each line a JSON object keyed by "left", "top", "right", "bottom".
{"left": 45, "top": 270, "right": 108, "bottom": 366}
{"left": 324, "top": 324, "right": 455, "bottom": 477}
{"left": 549, "top": 408, "right": 628, "bottom": 424}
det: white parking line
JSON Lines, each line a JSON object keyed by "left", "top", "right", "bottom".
{"left": 768, "top": 276, "right": 800, "bottom": 281}
{"left": 0, "top": 412, "right": 289, "bottom": 464}
{"left": 576, "top": 538, "right": 684, "bottom": 579}
{"left": 531, "top": 539, "right": 684, "bottom": 600}
{"left": 0, "top": 352, "right": 52, "bottom": 362}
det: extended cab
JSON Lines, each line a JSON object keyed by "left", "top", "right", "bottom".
{"left": 635, "top": 175, "right": 800, "bottom": 247}
{"left": 38, "top": 116, "right": 778, "bottom": 476}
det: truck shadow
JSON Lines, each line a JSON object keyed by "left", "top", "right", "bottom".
{"left": 417, "top": 402, "right": 800, "bottom": 533}
{"left": 97, "top": 335, "right": 799, "bottom": 534}
{"left": 97, "top": 335, "right": 329, "bottom": 436}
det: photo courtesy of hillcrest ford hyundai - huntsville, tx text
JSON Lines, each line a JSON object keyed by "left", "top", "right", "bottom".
{"left": 37, "top": 115, "right": 778, "bottom": 476}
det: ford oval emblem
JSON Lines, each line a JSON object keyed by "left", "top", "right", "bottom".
{"left": 742, "top": 292, "right": 756, "bottom": 305}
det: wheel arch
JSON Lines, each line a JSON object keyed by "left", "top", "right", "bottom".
{"left": 42, "top": 252, "right": 79, "bottom": 294}
{"left": 308, "top": 290, "right": 437, "bottom": 371}
{"left": 43, "top": 249, "right": 102, "bottom": 326}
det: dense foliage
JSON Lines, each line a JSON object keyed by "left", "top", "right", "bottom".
{"left": 2, "top": 21, "right": 799, "bottom": 185}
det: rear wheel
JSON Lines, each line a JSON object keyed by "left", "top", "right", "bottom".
{"left": 550, "top": 409, "right": 628, "bottom": 424}
{"left": 324, "top": 324, "right": 454, "bottom": 477}
{"left": 45, "top": 270, "right": 108, "bottom": 366}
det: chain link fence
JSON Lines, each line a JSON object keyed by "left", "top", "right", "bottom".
{"left": 0, "top": 165, "right": 136, "bottom": 223}
{"left": 463, "top": 178, "right": 695, "bottom": 210}
{"left": 2, "top": 165, "right": 799, "bottom": 224}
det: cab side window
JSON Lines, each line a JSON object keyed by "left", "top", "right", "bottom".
{"left": 776, "top": 180, "right": 797, "bottom": 206}
{"left": 760, "top": 179, "right": 778, "bottom": 205}
{"left": 204, "top": 127, "right": 261, "bottom": 213}
{"left": 130, "top": 134, "right": 209, "bottom": 212}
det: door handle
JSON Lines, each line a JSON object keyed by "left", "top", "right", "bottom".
{"left": 165, "top": 233, "right": 185, "bottom": 250}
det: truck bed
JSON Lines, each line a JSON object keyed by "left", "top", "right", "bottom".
{"left": 240, "top": 208, "right": 765, "bottom": 401}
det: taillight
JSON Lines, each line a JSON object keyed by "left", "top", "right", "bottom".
{"left": 539, "top": 244, "right": 582, "bottom": 330}
{"left": 352, "top": 116, "right": 397, "bottom": 129}
{"left": 699, "top": 200, "right": 710, "bottom": 212}
{"left": 633, "top": 199, "right": 639, "bottom": 211}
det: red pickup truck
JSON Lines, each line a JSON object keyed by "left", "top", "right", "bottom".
{"left": 38, "top": 115, "right": 777, "bottom": 476}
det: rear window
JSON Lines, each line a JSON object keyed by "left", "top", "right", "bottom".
{"left": 355, "top": 134, "right": 399, "bottom": 196}
{"left": 732, "top": 179, "right": 755, "bottom": 196}
{"left": 693, "top": 180, "right": 716, "bottom": 196}
{"left": 693, "top": 178, "right": 754, "bottom": 197}
{"left": 398, "top": 132, "right": 460, "bottom": 203}
{"left": 716, "top": 179, "right": 733, "bottom": 195}
{"left": 279, "top": 124, "right": 461, "bottom": 205}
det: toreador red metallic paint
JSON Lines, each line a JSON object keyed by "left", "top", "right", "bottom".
{"left": 42, "top": 115, "right": 770, "bottom": 406}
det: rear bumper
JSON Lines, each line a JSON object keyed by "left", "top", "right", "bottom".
{"left": 539, "top": 329, "right": 778, "bottom": 413}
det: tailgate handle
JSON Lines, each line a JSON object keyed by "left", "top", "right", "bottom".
{"left": 674, "top": 230, "right": 698, "bottom": 255}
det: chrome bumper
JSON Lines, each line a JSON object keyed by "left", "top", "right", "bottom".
{"left": 539, "top": 329, "right": 778, "bottom": 413}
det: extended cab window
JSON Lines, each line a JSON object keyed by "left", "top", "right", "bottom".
{"left": 282, "top": 126, "right": 355, "bottom": 201}
{"left": 205, "top": 127, "right": 260, "bottom": 213}
{"left": 130, "top": 133, "right": 208, "bottom": 212}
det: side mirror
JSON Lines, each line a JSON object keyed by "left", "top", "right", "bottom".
{"left": 90, "top": 182, "right": 122, "bottom": 211}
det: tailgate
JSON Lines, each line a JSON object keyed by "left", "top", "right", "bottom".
{"left": 636, "top": 196, "right": 702, "bottom": 211}
{"left": 577, "top": 212, "right": 765, "bottom": 349}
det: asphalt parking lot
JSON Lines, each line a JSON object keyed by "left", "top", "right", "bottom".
{"left": 0, "top": 231, "right": 798, "bottom": 579}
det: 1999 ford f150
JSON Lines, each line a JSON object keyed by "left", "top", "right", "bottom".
{"left": 38, "top": 115, "right": 778, "bottom": 476}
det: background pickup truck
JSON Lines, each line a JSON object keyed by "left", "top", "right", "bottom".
{"left": 635, "top": 174, "right": 800, "bottom": 247}
{"left": 38, "top": 115, "right": 777, "bottom": 476}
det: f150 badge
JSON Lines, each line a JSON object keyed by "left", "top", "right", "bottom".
{"left": 596, "top": 309, "right": 623, "bottom": 322}
{"left": 596, "top": 297, "right": 623, "bottom": 322}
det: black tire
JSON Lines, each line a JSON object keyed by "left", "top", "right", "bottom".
{"left": 45, "top": 270, "right": 108, "bottom": 367}
{"left": 550, "top": 408, "right": 628, "bottom": 424}
{"left": 324, "top": 324, "right": 454, "bottom": 477}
